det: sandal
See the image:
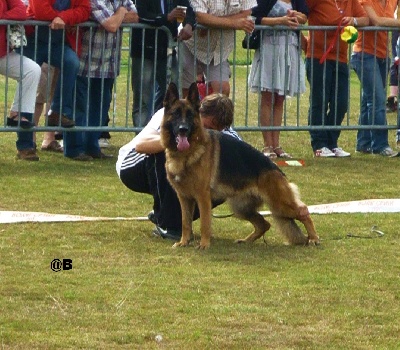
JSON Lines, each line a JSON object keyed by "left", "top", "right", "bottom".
{"left": 40, "top": 140, "right": 63, "bottom": 153}
{"left": 261, "top": 146, "right": 277, "bottom": 159}
{"left": 6, "top": 116, "right": 35, "bottom": 129}
{"left": 273, "top": 146, "right": 292, "bottom": 159}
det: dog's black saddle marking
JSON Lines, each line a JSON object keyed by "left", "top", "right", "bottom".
{"left": 211, "top": 131, "right": 284, "bottom": 190}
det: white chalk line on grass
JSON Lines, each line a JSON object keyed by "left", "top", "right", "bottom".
{"left": 0, "top": 199, "right": 399, "bottom": 224}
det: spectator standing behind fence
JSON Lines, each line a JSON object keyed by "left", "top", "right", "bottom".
{"left": 22, "top": 0, "right": 90, "bottom": 129}
{"left": 248, "top": 0, "right": 308, "bottom": 159}
{"left": 386, "top": 2, "right": 400, "bottom": 114}
{"left": 305, "top": 0, "right": 368, "bottom": 158}
{"left": 35, "top": 63, "right": 64, "bottom": 153}
{"left": 350, "top": 0, "right": 398, "bottom": 157}
{"left": 64, "top": 0, "right": 139, "bottom": 161}
{"left": 181, "top": 0, "right": 257, "bottom": 97}
{"left": 1, "top": 0, "right": 41, "bottom": 160}
{"left": 130, "top": 0, "right": 196, "bottom": 128}
{"left": 18, "top": 1, "right": 62, "bottom": 152}
{"left": 116, "top": 93, "right": 241, "bottom": 240}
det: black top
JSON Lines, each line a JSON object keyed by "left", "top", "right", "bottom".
{"left": 130, "top": 0, "right": 196, "bottom": 59}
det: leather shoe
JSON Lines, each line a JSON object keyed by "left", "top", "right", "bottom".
{"left": 89, "top": 152, "right": 113, "bottom": 159}
{"left": 7, "top": 116, "right": 34, "bottom": 129}
{"left": 152, "top": 225, "right": 182, "bottom": 241}
{"left": 69, "top": 153, "right": 93, "bottom": 161}
{"left": 16, "top": 149, "right": 39, "bottom": 161}
{"left": 47, "top": 112, "right": 75, "bottom": 128}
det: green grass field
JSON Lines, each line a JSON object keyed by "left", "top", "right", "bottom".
{"left": 1, "top": 39, "right": 400, "bottom": 349}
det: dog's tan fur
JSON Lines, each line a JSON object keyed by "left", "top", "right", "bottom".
{"left": 161, "top": 82, "right": 320, "bottom": 249}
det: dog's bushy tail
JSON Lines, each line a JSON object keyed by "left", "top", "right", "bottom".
{"left": 273, "top": 216, "right": 308, "bottom": 245}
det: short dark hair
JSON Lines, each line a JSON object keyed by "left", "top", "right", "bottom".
{"left": 199, "top": 93, "right": 234, "bottom": 130}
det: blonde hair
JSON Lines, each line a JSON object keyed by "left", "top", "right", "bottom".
{"left": 199, "top": 93, "right": 234, "bottom": 130}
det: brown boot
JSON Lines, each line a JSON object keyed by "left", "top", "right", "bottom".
{"left": 17, "top": 149, "right": 39, "bottom": 161}
{"left": 47, "top": 112, "right": 75, "bottom": 128}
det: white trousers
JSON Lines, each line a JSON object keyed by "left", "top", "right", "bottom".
{"left": 0, "top": 51, "right": 41, "bottom": 114}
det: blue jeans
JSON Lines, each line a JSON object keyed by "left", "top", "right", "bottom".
{"left": 20, "top": 36, "right": 80, "bottom": 117}
{"left": 131, "top": 56, "right": 167, "bottom": 127}
{"left": 15, "top": 112, "right": 34, "bottom": 150}
{"left": 64, "top": 76, "right": 113, "bottom": 157}
{"left": 350, "top": 53, "right": 390, "bottom": 152}
{"left": 306, "top": 58, "right": 349, "bottom": 151}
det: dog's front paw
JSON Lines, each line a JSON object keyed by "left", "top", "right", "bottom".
{"left": 307, "top": 236, "right": 320, "bottom": 246}
{"left": 234, "top": 238, "right": 247, "bottom": 244}
{"left": 172, "top": 240, "right": 190, "bottom": 248}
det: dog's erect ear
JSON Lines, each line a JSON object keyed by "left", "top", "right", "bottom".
{"left": 187, "top": 82, "right": 200, "bottom": 111}
{"left": 164, "top": 83, "right": 180, "bottom": 110}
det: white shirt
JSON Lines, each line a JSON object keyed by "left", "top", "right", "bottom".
{"left": 116, "top": 107, "right": 241, "bottom": 175}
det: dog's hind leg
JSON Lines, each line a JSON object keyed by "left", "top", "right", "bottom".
{"left": 235, "top": 213, "right": 271, "bottom": 244}
{"left": 272, "top": 217, "right": 309, "bottom": 245}
{"left": 229, "top": 196, "right": 271, "bottom": 244}
{"left": 259, "top": 172, "right": 319, "bottom": 245}
{"left": 173, "top": 196, "right": 196, "bottom": 248}
{"left": 295, "top": 206, "right": 320, "bottom": 245}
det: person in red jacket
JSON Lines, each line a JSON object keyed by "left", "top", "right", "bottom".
{"left": 1, "top": 0, "right": 41, "bottom": 160}
{"left": 19, "top": 0, "right": 90, "bottom": 130}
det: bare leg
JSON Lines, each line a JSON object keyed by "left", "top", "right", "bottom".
{"left": 209, "top": 80, "right": 230, "bottom": 97}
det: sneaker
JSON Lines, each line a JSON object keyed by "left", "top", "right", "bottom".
{"left": 152, "top": 225, "right": 182, "bottom": 241}
{"left": 376, "top": 147, "right": 398, "bottom": 157}
{"left": 16, "top": 149, "right": 39, "bottom": 161}
{"left": 98, "top": 138, "right": 110, "bottom": 148}
{"left": 148, "top": 211, "right": 156, "bottom": 225}
{"left": 355, "top": 147, "right": 372, "bottom": 154}
{"left": 314, "top": 147, "right": 335, "bottom": 157}
{"left": 332, "top": 147, "right": 351, "bottom": 157}
{"left": 386, "top": 96, "right": 398, "bottom": 113}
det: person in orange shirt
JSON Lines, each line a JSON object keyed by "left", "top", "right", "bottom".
{"left": 351, "top": 0, "right": 399, "bottom": 157}
{"left": 305, "top": 0, "right": 368, "bottom": 157}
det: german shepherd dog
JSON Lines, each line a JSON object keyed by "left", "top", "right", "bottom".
{"left": 161, "top": 82, "right": 320, "bottom": 249}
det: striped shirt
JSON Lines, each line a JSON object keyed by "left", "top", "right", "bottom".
{"left": 78, "top": 0, "right": 137, "bottom": 78}
{"left": 183, "top": 0, "right": 256, "bottom": 65}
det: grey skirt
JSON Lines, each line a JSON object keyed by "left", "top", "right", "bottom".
{"left": 248, "top": 33, "right": 306, "bottom": 97}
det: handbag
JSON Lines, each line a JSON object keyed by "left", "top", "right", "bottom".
{"left": 242, "top": 30, "right": 261, "bottom": 50}
{"left": 7, "top": 24, "right": 27, "bottom": 49}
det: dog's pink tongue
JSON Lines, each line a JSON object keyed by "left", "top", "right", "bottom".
{"left": 176, "top": 135, "right": 190, "bottom": 151}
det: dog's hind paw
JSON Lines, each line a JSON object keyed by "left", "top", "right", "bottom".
{"left": 234, "top": 239, "right": 247, "bottom": 244}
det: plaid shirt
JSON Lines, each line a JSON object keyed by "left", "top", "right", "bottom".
{"left": 183, "top": 0, "right": 256, "bottom": 65}
{"left": 78, "top": 0, "right": 137, "bottom": 78}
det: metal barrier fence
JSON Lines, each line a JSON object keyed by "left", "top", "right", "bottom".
{"left": 1, "top": 20, "right": 399, "bottom": 134}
